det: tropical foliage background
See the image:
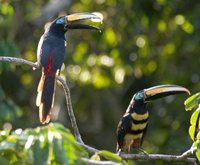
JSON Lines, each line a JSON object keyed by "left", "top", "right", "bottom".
{"left": 0, "top": 0, "right": 200, "bottom": 164}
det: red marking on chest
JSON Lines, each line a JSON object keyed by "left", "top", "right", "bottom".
{"left": 44, "top": 54, "right": 55, "bottom": 77}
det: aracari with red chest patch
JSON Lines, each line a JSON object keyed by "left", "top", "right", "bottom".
{"left": 36, "top": 13, "right": 101, "bottom": 124}
{"left": 116, "top": 85, "right": 190, "bottom": 153}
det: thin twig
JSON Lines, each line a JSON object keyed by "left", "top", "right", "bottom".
{"left": 57, "top": 76, "right": 83, "bottom": 144}
{"left": 79, "top": 142, "right": 99, "bottom": 154}
{"left": 0, "top": 56, "right": 83, "bottom": 143}
{"left": 179, "top": 147, "right": 197, "bottom": 158}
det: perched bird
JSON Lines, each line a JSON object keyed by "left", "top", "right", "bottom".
{"left": 36, "top": 13, "right": 102, "bottom": 124}
{"left": 116, "top": 85, "right": 190, "bottom": 153}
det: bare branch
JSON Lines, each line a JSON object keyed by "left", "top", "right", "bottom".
{"left": 0, "top": 56, "right": 83, "bottom": 143}
{"left": 57, "top": 76, "right": 83, "bottom": 144}
{"left": 179, "top": 147, "right": 197, "bottom": 158}
{"left": 0, "top": 56, "right": 38, "bottom": 68}
{"left": 79, "top": 142, "right": 197, "bottom": 164}
{"left": 79, "top": 142, "right": 99, "bottom": 154}
{"left": 120, "top": 152, "right": 197, "bottom": 165}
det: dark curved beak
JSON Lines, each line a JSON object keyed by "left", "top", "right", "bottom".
{"left": 65, "top": 12, "right": 102, "bottom": 31}
{"left": 144, "top": 85, "right": 191, "bottom": 101}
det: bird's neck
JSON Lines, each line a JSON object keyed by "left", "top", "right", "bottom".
{"left": 128, "top": 101, "right": 147, "bottom": 114}
{"left": 46, "top": 25, "right": 66, "bottom": 39}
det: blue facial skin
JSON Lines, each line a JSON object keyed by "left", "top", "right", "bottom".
{"left": 134, "top": 91, "right": 145, "bottom": 101}
{"left": 56, "top": 17, "right": 66, "bottom": 25}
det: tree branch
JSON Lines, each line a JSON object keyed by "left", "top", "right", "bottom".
{"left": 79, "top": 142, "right": 99, "bottom": 154}
{"left": 179, "top": 147, "right": 197, "bottom": 158}
{"left": 56, "top": 76, "right": 83, "bottom": 144}
{"left": 0, "top": 56, "right": 38, "bottom": 68}
{"left": 0, "top": 56, "right": 198, "bottom": 164}
{"left": 120, "top": 152, "right": 197, "bottom": 165}
{"left": 80, "top": 142, "right": 197, "bottom": 165}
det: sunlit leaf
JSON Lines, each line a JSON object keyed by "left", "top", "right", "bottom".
{"left": 73, "top": 42, "right": 88, "bottom": 63}
{"left": 52, "top": 138, "right": 68, "bottom": 164}
{"left": 103, "top": 28, "right": 117, "bottom": 46}
{"left": 92, "top": 71, "right": 110, "bottom": 88}
{"left": 189, "top": 109, "right": 200, "bottom": 141}
{"left": 98, "top": 150, "right": 122, "bottom": 162}
{"left": 189, "top": 125, "right": 196, "bottom": 141}
{"left": 0, "top": 123, "right": 87, "bottom": 164}
{"left": 33, "top": 139, "right": 48, "bottom": 165}
{"left": 1, "top": 3, "right": 14, "bottom": 15}
{"left": 90, "top": 153, "right": 101, "bottom": 161}
{"left": 190, "top": 109, "right": 200, "bottom": 125}
{"left": 197, "top": 132, "right": 200, "bottom": 140}
{"left": 193, "top": 140, "right": 200, "bottom": 161}
{"left": 196, "top": 149, "right": 200, "bottom": 161}
{"left": 182, "top": 20, "right": 194, "bottom": 34}
{"left": 184, "top": 93, "right": 200, "bottom": 111}
{"left": 157, "top": 20, "right": 167, "bottom": 32}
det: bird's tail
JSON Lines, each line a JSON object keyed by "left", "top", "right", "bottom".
{"left": 36, "top": 72, "right": 56, "bottom": 124}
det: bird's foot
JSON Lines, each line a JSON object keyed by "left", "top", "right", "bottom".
{"left": 137, "top": 148, "right": 149, "bottom": 157}
{"left": 116, "top": 149, "right": 122, "bottom": 156}
{"left": 32, "top": 62, "right": 40, "bottom": 70}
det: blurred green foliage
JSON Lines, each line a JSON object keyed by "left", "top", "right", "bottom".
{"left": 0, "top": 0, "right": 200, "bottom": 164}
{"left": 0, "top": 123, "right": 87, "bottom": 165}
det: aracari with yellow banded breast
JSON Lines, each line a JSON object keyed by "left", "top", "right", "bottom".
{"left": 116, "top": 85, "right": 191, "bottom": 153}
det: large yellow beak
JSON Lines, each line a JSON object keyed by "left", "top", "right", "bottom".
{"left": 66, "top": 12, "right": 102, "bottom": 22}
{"left": 144, "top": 85, "right": 191, "bottom": 101}
{"left": 65, "top": 12, "right": 102, "bottom": 30}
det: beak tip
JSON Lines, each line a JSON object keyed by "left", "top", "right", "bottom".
{"left": 186, "top": 89, "right": 191, "bottom": 95}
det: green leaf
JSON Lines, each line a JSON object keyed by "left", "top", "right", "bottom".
{"left": 194, "top": 140, "right": 200, "bottom": 161}
{"left": 98, "top": 150, "right": 122, "bottom": 162}
{"left": 90, "top": 153, "right": 101, "bottom": 161}
{"left": 189, "top": 125, "right": 196, "bottom": 141}
{"left": 196, "top": 149, "right": 200, "bottom": 161}
{"left": 33, "top": 139, "right": 48, "bottom": 165}
{"left": 0, "top": 123, "right": 87, "bottom": 164}
{"left": 184, "top": 93, "right": 200, "bottom": 111}
{"left": 190, "top": 109, "right": 200, "bottom": 125}
{"left": 189, "top": 109, "right": 200, "bottom": 141}
{"left": 52, "top": 137, "right": 68, "bottom": 164}
{"left": 193, "top": 139, "right": 200, "bottom": 148}
{"left": 197, "top": 132, "right": 200, "bottom": 140}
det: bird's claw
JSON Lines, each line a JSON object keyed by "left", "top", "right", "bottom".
{"left": 138, "top": 148, "right": 149, "bottom": 157}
